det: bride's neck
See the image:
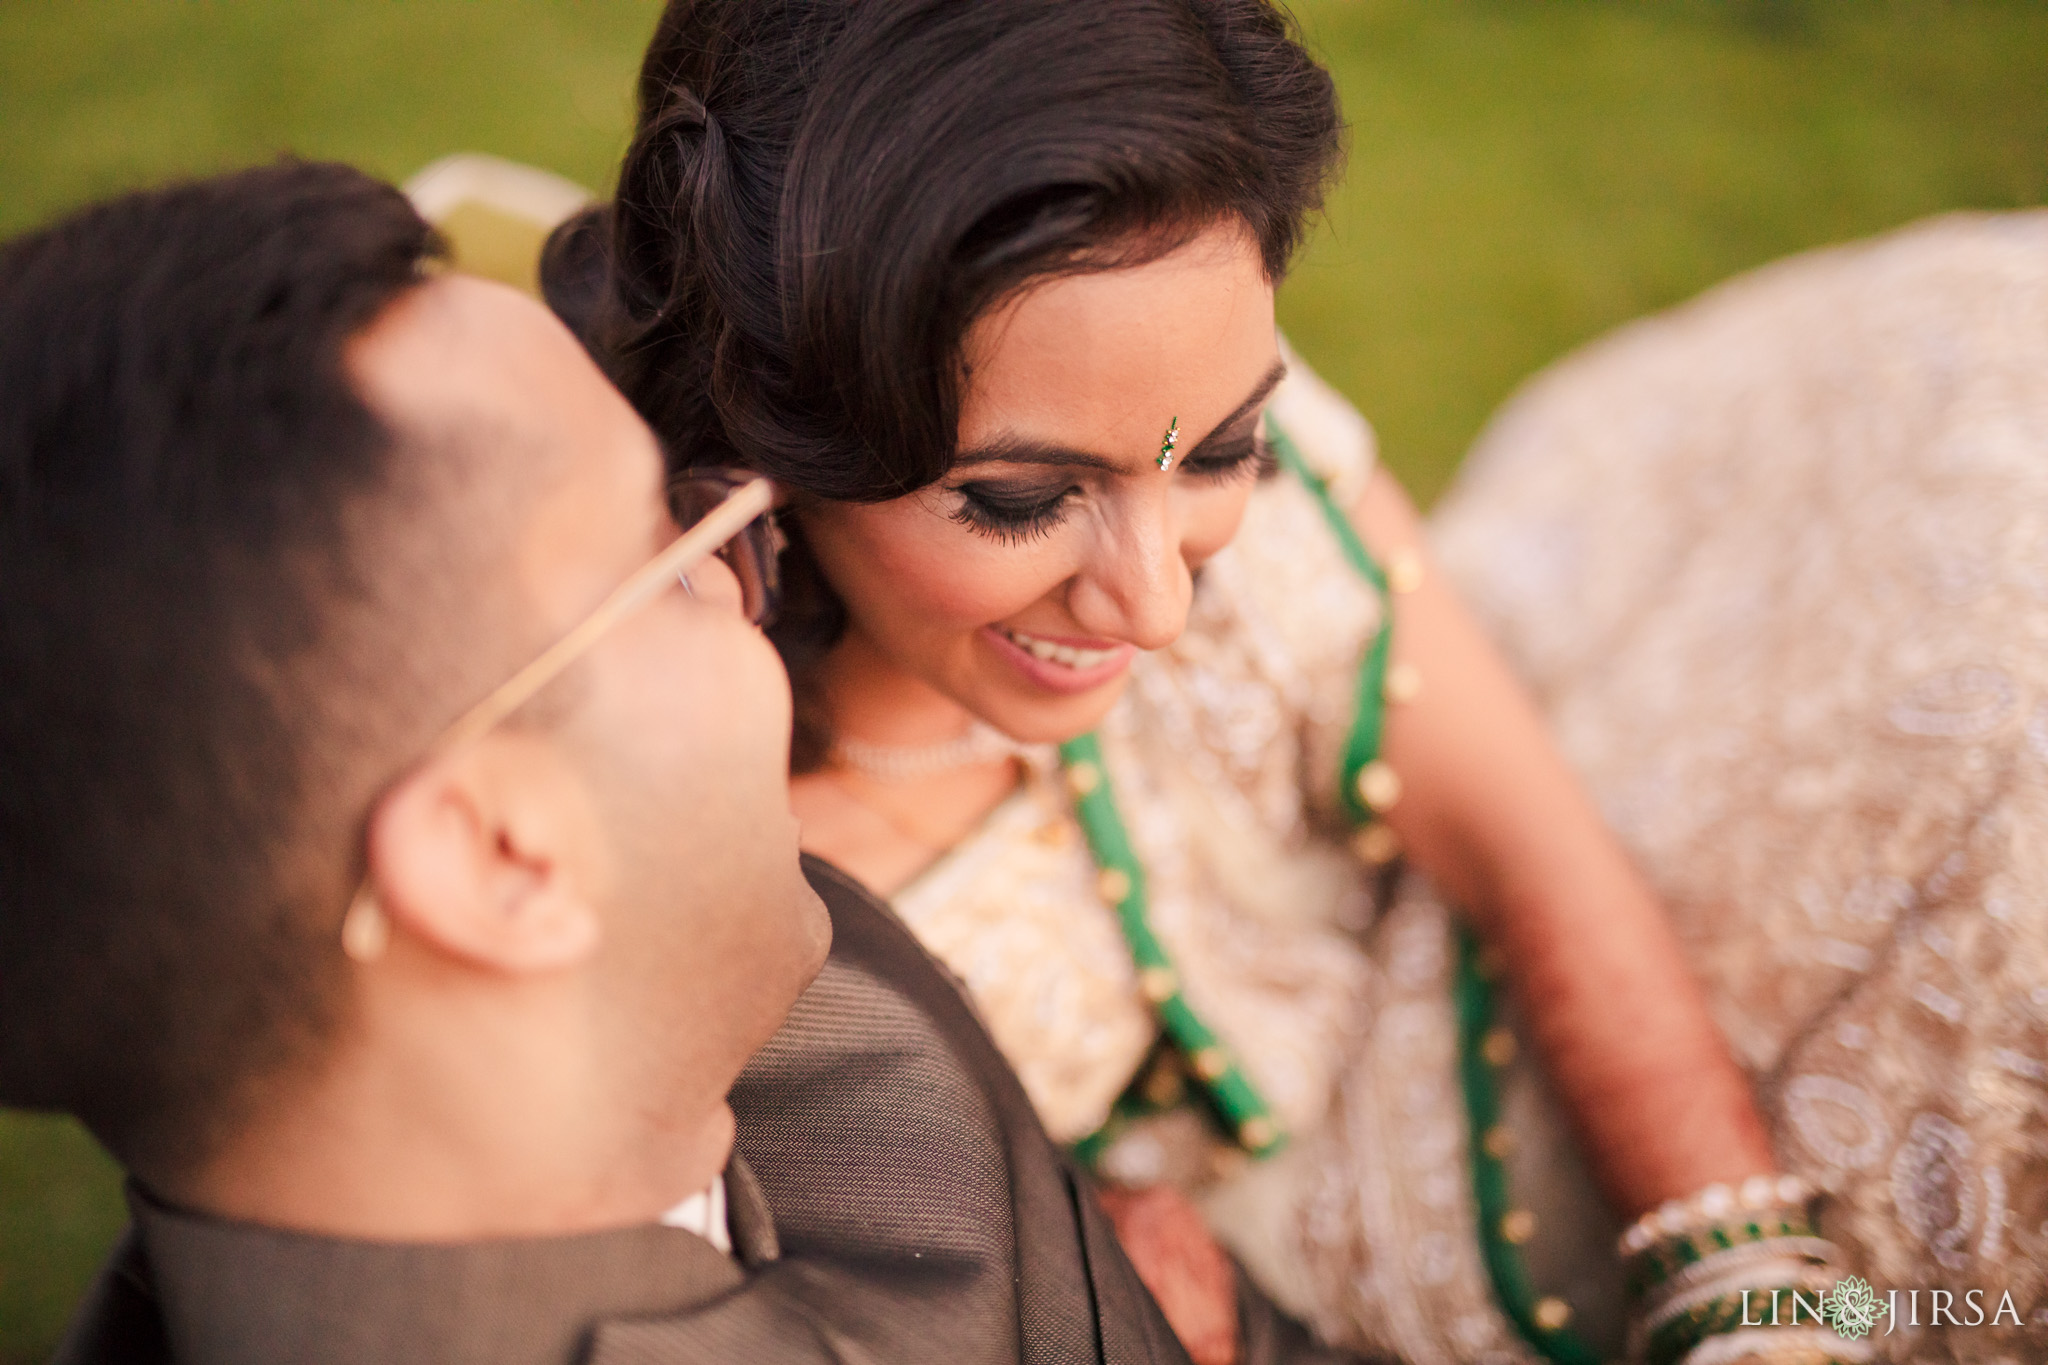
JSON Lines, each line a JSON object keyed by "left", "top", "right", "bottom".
{"left": 793, "top": 627, "right": 1023, "bottom": 898}
{"left": 815, "top": 627, "right": 977, "bottom": 745}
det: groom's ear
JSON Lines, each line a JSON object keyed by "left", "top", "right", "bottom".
{"left": 363, "top": 730, "right": 605, "bottom": 974}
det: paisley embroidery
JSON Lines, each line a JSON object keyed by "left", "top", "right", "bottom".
{"left": 1890, "top": 1112, "right": 1977, "bottom": 1270}
{"left": 1886, "top": 666, "right": 2018, "bottom": 740}
{"left": 1785, "top": 1075, "right": 1893, "bottom": 1172}
{"left": 1436, "top": 213, "right": 2048, "bottom": 1359}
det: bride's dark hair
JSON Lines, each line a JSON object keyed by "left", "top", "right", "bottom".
{"left": 545, "top": 0, "right": 1342, "bottom": 763}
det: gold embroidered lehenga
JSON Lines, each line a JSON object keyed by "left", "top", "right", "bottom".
{"left": 890, "top": 212, "right": 2048, "bottom": 1365}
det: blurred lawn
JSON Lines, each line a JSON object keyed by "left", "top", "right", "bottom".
{"left": 1, "top": 0, "right": 2043, "bottom": 1358}
{"left": 1289, "top": 0, "right": 2048, "bottom": 501}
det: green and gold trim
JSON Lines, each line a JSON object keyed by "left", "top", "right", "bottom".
{"left": 1263, "top": 423, "right": 1394, "bottom": 832}
{"left": 1277, "top": 419, "right": 1601, "bottom": 1365}
{"left": 1068, "top": 419, "right": 1600, "bottom": 1365}
{"left": 1457, "top": 929, "right": 1604, "bottom": 1365}
{"left": 1061, "top": 731, "right": 1285, "bottom": 1160}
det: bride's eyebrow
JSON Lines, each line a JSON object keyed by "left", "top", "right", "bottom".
{"left": 953, "top": 359, "right": 1289, "bottom": 470}
{"left": 952, "top": 439, "right": 1121, "bottom": 472}
{"left": 1183, "top": 360, "right": 1288, "bottom": 456}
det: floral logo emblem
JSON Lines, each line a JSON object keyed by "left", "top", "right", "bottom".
{"left": 1823, "top": 1275, "right": 1886, "bottom": 1341}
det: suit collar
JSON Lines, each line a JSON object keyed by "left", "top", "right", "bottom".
{"left": 723, "top": 1149, "right": 781, "bottom": 1265}
{"left": 131, "top": 1158, "right": 778, "bottom": 1365}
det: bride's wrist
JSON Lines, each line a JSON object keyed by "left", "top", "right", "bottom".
{"left": 1619, "top": 1174, "right": 1814, "bottom": 1257}
{"left": 1619, "top": 1176, "right": 1866, "bottom": 1365}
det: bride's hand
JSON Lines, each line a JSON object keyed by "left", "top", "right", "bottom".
{"left": 1095, "top": 1182, "right": 1239, "bottom": 1365}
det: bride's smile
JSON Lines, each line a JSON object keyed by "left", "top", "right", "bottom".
{"left": 983, "top": 625, "right": 1135, "bottom": 694}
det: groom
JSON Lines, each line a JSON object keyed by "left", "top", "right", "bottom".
{"left": 2, "top": 162, "right": 1359, "bottom": 1365}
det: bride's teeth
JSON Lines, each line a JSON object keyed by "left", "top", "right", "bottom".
{"left": 1006, "top": 627, "right": 1118, "bottom": 671}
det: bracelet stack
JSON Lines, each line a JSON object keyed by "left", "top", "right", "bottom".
{"left": 1619, "top": 1174, "right": 1814, "bottom": 1259}
{"left": 1622, "top": 1177, "right": 1868, "bottom": 1365}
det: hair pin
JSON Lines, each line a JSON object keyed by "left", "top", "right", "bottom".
{"left": 1157, "top": 416, "right": 1179, "bottom": 472}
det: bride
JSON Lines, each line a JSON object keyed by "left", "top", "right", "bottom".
{"left": 540, "top": 2, "right": 1878, "bottom": 1361}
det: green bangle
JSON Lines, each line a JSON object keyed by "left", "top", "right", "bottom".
{"left": 1642, "top": 1291, "right": 1757, "bottom": 1365}
{"left": 1642, "top": 1283, "right": 1837, "bottom": 1365}
{"left": 1625, "top": 1215, "right": 1820, "bottom": 1298}
{"left": 1632, "top": 1236, "right": 1840, "bottom": 1314}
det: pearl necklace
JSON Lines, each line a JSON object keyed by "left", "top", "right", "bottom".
{"left": 830, "top": 721, "right": 1038, "bottom": 784}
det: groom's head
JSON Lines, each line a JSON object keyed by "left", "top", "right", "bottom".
{"left": 0, "top": 162, "right": 825, "bottom": 1203}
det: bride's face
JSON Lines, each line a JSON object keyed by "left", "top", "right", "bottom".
{"left": 800, "top": 220, "right": 1280, "bottom": 743}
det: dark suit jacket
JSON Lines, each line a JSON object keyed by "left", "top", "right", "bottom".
{"left": 52, "top": 855, "right": 1365, "bottom": 1364}
{"left": 55, "top": 1161, "right": 853, "bottom": 1364}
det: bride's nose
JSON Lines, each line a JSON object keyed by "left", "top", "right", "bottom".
{"left": 1064, "top": 499, "right": 1193, "bottom": 652}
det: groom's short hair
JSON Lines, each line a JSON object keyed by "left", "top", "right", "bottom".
{"left": 0, "top": 162, "right": 446, "bottom": 1177}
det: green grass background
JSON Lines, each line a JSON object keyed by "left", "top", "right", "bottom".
{"left": 1, "top": 0, "right": 2042, "bottom": 1357}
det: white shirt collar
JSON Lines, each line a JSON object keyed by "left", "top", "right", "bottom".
{"left": 657, "top": 1174, "right": 733, "bottom": 1256}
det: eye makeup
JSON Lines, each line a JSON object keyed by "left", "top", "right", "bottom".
{"left": 945, "top": 427, "right": 1268, "bottom": 542}
{"left": 942, "top": 358, "right": 1286, "bottom": 543}
{"left": 948, "top": 478, "right": 1081, "bottom": 542}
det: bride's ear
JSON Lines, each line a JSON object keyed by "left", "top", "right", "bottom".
{"left": 361, "top": 736, "right": 603, "bottom": 974}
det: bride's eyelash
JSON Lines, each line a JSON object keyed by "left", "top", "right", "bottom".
{"left": 947, "top": 432, "right": 1268, "bottom": 544}
{"left": 949, "top": 482, "right": 1078, "bottom": 543}
{"left": 1181, "top": 434, "right": 1269, "bottom": 481}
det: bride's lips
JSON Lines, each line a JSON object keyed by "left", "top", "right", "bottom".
{"left": 981, "top": 624, "right": 1137, "bottom": 696}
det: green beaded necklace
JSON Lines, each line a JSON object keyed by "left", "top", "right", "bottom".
{"left": 1058, "top": 419, "right": 1599, "bottom": 1365}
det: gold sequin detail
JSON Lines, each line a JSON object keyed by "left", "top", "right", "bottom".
{"left": 1348, "top": 822, "right": 1402, "bottom": 865}
{"left": 1533, "top": 1297, "right": 1573, "bottom": 1331}
{"left": 1500, "top": 1209, "right": 1537, "bottom": 1244}
{"left": 1065, "top": 760, "right": 1101, "bottom": 796}
{"left": 1355, "top": 760, "right": 1402, "bottom": 813}
{"left": 1138, "top": 966, "right": 1178, "bottom": 1004}
{"left": 1388, "top": 549, "right": 1425, "bottom": 594}
{"left": 1481, "top": 1027, "right": 1517, "bottom": 1068}
{"left": 1096, "top": 868, "right": 1132, "bottom": 904}
{"left": 1384, "top": 661, "right": 1423, "bottom": 704}
{"left": 1031, "top": 819, "right": 1072, "bottom": 848}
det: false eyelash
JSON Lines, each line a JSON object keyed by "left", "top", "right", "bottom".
{"left": 1180, "top": 436, "right": 1268, "bottom": 481}
{"left": 1254, "top": 433, "right": 1281, "bottom": 479}
{"left": 947, "top": 436, "right": 1268, "bottom": 544}
{"left": 948, "top": 484, "right": 1078, "bottom": 543}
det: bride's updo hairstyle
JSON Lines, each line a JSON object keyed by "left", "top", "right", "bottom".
{"left": 547, "top": 0, "right": 1341, "bottom": 761}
